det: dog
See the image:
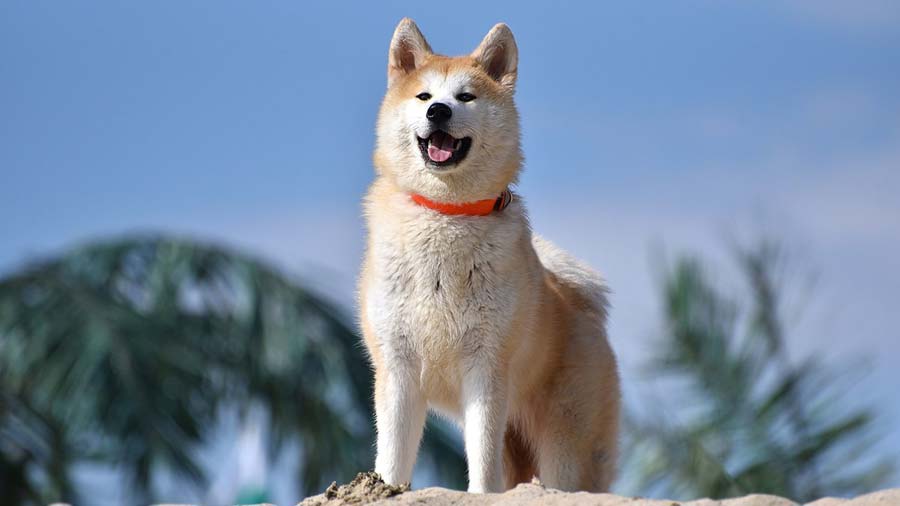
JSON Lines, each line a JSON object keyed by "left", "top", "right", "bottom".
{"left": 358, "top": 18, "right": 620, "bottom": 493}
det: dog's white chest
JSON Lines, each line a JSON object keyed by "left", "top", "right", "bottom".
{"left": 365, "top": 208, "right": 524, "bottom": 366}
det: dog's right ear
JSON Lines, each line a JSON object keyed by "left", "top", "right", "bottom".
{"left": 387, "top": 18, "right": 432, "bottom": 88}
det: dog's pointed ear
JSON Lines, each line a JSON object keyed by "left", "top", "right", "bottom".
{"left": 387, "top": 18, "right": 432, "bottom": 88}
{"left": 471, "top": 23, "right": 518, "bottom": 89}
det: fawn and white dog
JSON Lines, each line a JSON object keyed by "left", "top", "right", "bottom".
{"left": 358, "top": 19, "right": 620, "bottom": 493}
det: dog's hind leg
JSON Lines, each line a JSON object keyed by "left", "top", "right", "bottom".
{"left": 503, "top": 422, "right": 537, "bottom": 488}
{"left": 535, "top": 424, "right": 617, "bottom": 492}
{"left": 534, "top": 361, "right": 619, "bottom": 492}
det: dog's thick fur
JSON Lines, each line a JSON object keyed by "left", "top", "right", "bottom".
{"left": 359, "top": 19, "right": 620, "bottom": 493}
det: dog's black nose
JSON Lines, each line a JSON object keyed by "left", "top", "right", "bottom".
{"left": 426, "top": 102, "right": 452, "bottom": 123}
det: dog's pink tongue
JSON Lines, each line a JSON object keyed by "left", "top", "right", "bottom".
{"left": 427, "top": 133, "right": 456, "bottom": 162}
{"left": 428, "top": 145, "right": 453, "bottom": 162}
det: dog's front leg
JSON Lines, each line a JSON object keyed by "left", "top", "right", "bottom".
{"left": 462, "top": 358, "right": 508, "bottom": 493}
{"left": 374, "top": 363, "right": 426, "bottom": 486}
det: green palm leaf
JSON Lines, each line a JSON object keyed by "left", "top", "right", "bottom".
{"left": 0, "top": 235, "right": 466, "bottom": 503}
{"left": 623, "top": 243, "right": 895, "bottom": 502}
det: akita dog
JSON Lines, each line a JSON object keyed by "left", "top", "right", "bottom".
{"left": 359, "top": 18, "right": 620, "bottom": 493}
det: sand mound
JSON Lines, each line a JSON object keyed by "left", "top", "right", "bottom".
{"left": 301, "top": 472, "right": 410, "bottom": 505}
{"left": 297, "top": 474, "right": 900, "bottom": 506}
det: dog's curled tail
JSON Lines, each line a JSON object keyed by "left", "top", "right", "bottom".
{"left": 532, "top": 234, "right": 610, "bottom": 316}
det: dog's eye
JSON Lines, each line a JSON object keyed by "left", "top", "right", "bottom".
{"left": 456, "top": 93, "right": 476, "bottom": 102}
{"left": 416, "top": 92, "right": 431, "bottom": 101}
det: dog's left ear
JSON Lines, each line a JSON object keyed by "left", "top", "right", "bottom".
{"left": 471, "top": 23, "right": 518, "bottom": 89}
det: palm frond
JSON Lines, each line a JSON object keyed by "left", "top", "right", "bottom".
{"left": 0, "top": 234, "right": 466, "bottom": 502}
{"left": 623, "top": 243, "right": 894, "bottom": 501}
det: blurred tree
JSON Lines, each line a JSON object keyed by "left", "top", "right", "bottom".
{"left": 0, "top": 235, "right": 466, "bottom": 505}
{"left": 623, "top": 241, "right": 894, "bottom": 502}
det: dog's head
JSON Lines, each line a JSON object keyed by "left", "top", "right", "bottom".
{"left": 374, "top": 19, "right": 522, "bottom": 203}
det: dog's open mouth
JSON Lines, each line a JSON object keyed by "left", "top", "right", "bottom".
{"left": 417, "top": 131, "right": 472, "bottom": 167}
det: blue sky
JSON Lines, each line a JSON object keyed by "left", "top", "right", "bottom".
{"left": 2, "top": 0, "right": 899, "bottom": 500}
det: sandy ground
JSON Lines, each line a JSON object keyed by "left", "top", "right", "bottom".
{"left": 296, "top": 473, "right": 900, "bottom": 506}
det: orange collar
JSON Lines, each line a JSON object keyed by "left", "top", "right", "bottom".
{"left": 410, "top": 189, "right": 513, "bottom": 217}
